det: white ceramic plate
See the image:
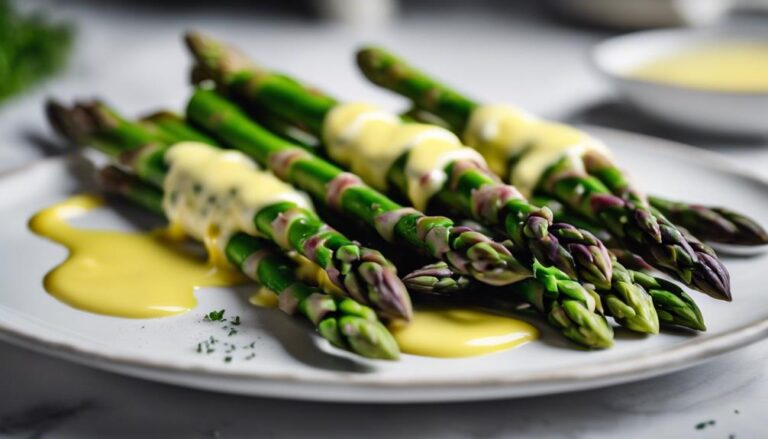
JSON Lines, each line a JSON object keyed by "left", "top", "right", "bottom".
{"left": 1, "top": 126, "right": 767, "bottom": 403}
{"left": 592, "top": 28, "right": 768, "bottom": 137}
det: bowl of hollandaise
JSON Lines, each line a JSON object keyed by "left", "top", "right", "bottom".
{"left": 592, "top": 28, "right": 768, "bottom": 137}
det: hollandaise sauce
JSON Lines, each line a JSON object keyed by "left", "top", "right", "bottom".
{"left": 322, "top": 101, "right": 612, "bottom": 202}
{"left": 323, "top": 102, "right": 485, "bottom": 211}
{"left": 28, "top": 195, "right": 242, "bottom": 318}
{"left": 392, "top": 308, "right": 537, "bottom": 358}
{"left": 629, "top": 42, "right": 768, "bottom": 92}
{"left": 463, "top": 105, "right": 611, "bottom": 196}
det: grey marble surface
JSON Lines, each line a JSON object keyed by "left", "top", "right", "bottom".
{"left": 1, "top": 1, "right": 767, "bottom": 437}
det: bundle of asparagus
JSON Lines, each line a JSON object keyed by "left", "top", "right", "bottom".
{"left": 355, "top": 47, "right": 753, "bottom": 302}
{"left": 190, "top": 90, "right": 622, "bottom": 347}
{"left": 142, "top": 111, "right": 625, "bottom": 346}
{"left": 48, "top": 96, "right": 613, "bottom": 348}
{"left": 47, "top": 108, "right": 400, "bottom": 359}
{"left": 48, "top": 100, "right": 417, "bottom": 322}
{"left": 183, "top": 32, "right": 719, "bottom": 336}
{"left": 45, "top": 32, "right": 766, "bottom": 357}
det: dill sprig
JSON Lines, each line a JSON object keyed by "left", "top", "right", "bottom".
{"left": 0, "top": 0, "right": 73, "bottom": 103}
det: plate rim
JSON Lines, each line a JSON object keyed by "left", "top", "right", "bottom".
{"left": 2, "top": 126, "right": 767, "bottom": 400}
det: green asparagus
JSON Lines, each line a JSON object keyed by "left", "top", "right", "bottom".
{"left": 356, "top": 46, "right": 732, "bottom": 301}
{"left": 649, "top": 196, "right": 768, "bottom": 246}
{"left": 182, "top": 33, "right": 667, "bottom": 334}
{"left": 46, "top": 99, "right": 413, "bottom": 323}
{"left": 184, "top": 31, "right": 614, "bottom": 291}
{"left": 142, "top": 109, "right": 617, "bottom": 347}
{"left": 100, "top": 166, "right": 400, "bottom": 359}
{"left": 184, "top": 89, "right": 539, "bottom": 288}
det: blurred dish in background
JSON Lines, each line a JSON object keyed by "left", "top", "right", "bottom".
{"left": 546, "top": 0, "right": 734, "bottom": 29}
{"left": 628, "top": 41, "right": 768, "bottom": 92}
{"left": 311, "top": 0, "right": 398, "bottom": 26}
{"left": 592, "top": 28, "right": 768, "bottom": 137}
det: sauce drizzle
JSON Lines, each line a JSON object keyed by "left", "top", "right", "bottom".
{"left": 29, "top": 195, "right": 242, "bottom": 318}
{"left": 392, "top": 308, "right": 537, "bottom": 358}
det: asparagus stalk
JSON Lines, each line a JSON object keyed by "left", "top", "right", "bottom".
{"left": 184, "top": 31, "right": 614, "bottom": 290}
{"left": 576, "top": 151, "right": 767, "bottom": 247}
{"left": 140, "top": 110, "right": 219, "bottom": 145}
{"left": 101, "top": 166, "right": 400, "bottom": 359}
{"left": 649, "top": 196, "right": 768, "bottom": 246}
{"left": 46, "top": 100, "right": 413, "bottom": 323}
{"left": 356, "top": 46, "right": 732, "bottom": 301}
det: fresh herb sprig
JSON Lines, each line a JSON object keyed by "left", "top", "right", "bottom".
{"left": 0, "top": 0, "right": 73, "bottom": 103}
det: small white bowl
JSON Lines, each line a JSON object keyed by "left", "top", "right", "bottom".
{"left": 592, "top": 28, "right": 768, "bottom": 137}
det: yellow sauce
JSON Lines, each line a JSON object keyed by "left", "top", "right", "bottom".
{"left": 464, "top": 105, "right": 611, "bottom": 196}
{"left": 291, "top": 253, "right": 344, "bottom": 296}
{"left": 392, "top": 308, "right": 537, "bottom": 358}
{"left": 463, "top": 104, "right": 539, "bottom": 178}
{"left": 249, "top": 286, "right": 279, "bottom": 308}
{"left": 163, "top": 142, "right": 314, "bottom": 262}
{"left": 29, "top": 195, "right": 242, "bottom": 318}
{"left": 629, "top": 42, "right": 768, "bottom": 92}
{"left": 324, "top": 103, "right": 485, "bottom": 211}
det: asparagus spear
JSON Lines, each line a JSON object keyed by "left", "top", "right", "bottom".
{"left": 184, "top": 31, "right": 613, "bottom": 291}
{"left": 101, "top": 166, "right": 400, "bottom": 359}
{"left": 648, "top": 196, "right": 768, "bottom": 246}
{"left": 46, "top": 100, "right": 413, "bottom": 323}
{"left": 356, "top": 46, "right": 732, "bottom": 301}
{"left": 140, "top": 110, "right": 219, "bottom": 145}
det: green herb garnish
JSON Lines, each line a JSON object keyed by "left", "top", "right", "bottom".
{"left": 0, "top": 1, "right": 73, "bottom": 103}
{"left": 695, "top": 420, "right": 716, "bottom": 430}
{"left": 204, "top": 309, "right": 226, "bottom": 322}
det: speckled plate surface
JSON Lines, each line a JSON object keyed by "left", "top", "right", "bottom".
{"left": 0, "top": 126, "right": 766, "bottom": 403}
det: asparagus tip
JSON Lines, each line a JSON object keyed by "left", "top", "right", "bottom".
{"left": 342, "top": 317, "right": 401, "bottom": 360}
{"left": 45, "top": 98, "right": 116, "bottom": 145}
{"left": 693, "top": 255, "right": 732, "bottom": 302}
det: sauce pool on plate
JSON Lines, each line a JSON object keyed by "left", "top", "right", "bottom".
{"left": 392, "top": 308, "right": 538, "bottom": 358}
{"left": 29, "top": 195, "right": 243, "bottom": 318}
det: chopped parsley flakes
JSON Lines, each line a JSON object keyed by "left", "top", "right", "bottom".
{"left": 695, "top": 420, "right": 716, "bottom": 430}
{"left": 204, "top": 309, "right": 226, "bottom": 322}
{"left": 198, "top": 310, "right": 250, "bottom": 363}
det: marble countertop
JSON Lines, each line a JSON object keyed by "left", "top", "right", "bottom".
{"left": 1, "top": 1, "right": 766, "bottom": 437}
